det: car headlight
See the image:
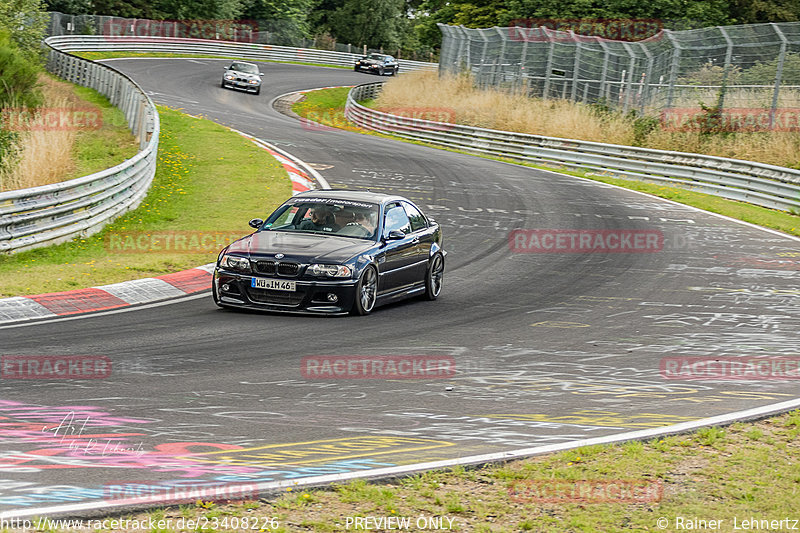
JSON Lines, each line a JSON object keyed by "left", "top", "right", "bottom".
{"left": 248, "top": 79, "right": 259, "bottom": 84}
{"left": 308, "top": 264, "right": 352, "bottom": 278}
{"left": 225, "top": 74, "right": 235, "bottom": 80}
{"left": 220, "top": 255, "right": 251, "bottom": 272}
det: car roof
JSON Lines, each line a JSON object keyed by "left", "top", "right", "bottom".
{"left": 229, "top": 61, "right": 257, "bottom": 67}
{"left": 293, "top": 190, "right": 407, "bottom": 205}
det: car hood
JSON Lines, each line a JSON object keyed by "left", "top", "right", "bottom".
{"left": 227, "top": 69, "right": 260, "bottom": 79}
{"left": 227, "top": 231, "right": 374, "bottom": 263}
{"left": 358, "top": 58, "right": 383, "bottom": 65}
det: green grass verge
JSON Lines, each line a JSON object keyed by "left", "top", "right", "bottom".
{"left": 293, "top": 88, "right": 800, "bottom": 237}
{"left": 67, "top": 82, "right": 138, "bottom": 179}
{"left": 62, "top": 411, "right": 800, "bottom": 532}
{"left": 71, "top": 51, "right": 351, "bottom": 70}
{"left": 0, "top": 106, "right": 290, "bottom": 296}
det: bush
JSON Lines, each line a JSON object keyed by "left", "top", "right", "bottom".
{"left": 0, "top": 33, "right": 43, "bottom": 109}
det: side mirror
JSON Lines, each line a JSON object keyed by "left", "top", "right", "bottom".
{"left": 249, "top": 218, "right": 264, "bottom": 229}
{"left": 385, "top": 230, "right": 406, "bottom": 240}
{"left": 259, "top": 72, "right": 264, "bottom": 76}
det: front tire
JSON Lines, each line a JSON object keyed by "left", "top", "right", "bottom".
{"left": 424, "top": 253, "right": 444, "bottom": 300}
{"left": 352, "top": 266, "right": 378, "bottom": 315}
{"left": 378, "top": 67, "right": 385, "bottom": 76}
{"left": 254, "top": 87, "right": 261, "bottom": 95}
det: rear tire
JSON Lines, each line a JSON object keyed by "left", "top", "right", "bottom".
{"left": 352, "top": 266, "right": 378, "bottom": 315}
{"left": 424, "top": 253, "right": 444, "bottom": 300}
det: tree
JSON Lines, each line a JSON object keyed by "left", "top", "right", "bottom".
{"left": 45, "top": 0, "right": 92, "bottom": 14}
{"left": 328, "top": 0, "right": 404, "bottom": 49}
{"left": 728, "top": 0, "right": 800, "bottom": 24}
{"left": 0, "top": 0, "right": 49, "bottom": 55}
{"left": 241, "top": 0, "right": 313, "bottom": 44}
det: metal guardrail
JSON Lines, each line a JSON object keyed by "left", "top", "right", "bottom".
{"left": 346, "top": 82, "right": 800, "bottom": 213}
{"left": 0, "top": 37, "right": 159, "bottom": 253}
{"left": 44, "top": 35, "right": 438, "bottom": 72}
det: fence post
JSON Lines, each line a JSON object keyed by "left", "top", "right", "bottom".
{"left": 493, "top": 26, "right": 506, "bottom": 86}
{"left": 769, "top": 23, "right": 788, "bottom": 129}
{"left": 478, "top": 29, "right": 491, "bottom": 88}
{"left": 638, "top": 42, "right": 653, "bottom": 115}
{"left": 718, "top": 26, "right": 734, "bottom": 112}
{"left": 664, "top": 30, "right": 681, "bottom": 111}
{"left": 597, "top": 39, "right": 610, "bottom": 103}
{"left": 458, "top": 26, "right": 471, "bottom": 75}
{"left": 542, "top": 27, "right": 555, "bottom": 100}
{"left": 570, "top": 31, "right": 581, "bottom": 102}
{"left": 622, "top": 42, "right": 636, "bottom": 113}
{"left": 516, "top": 26, "right": 530, "bottom": 94}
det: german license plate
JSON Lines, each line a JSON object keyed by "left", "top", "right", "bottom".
{"left": 251, "top": 278, "right": 296, "bottom": 291}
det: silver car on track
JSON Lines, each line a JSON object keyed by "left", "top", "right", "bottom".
{"left": 221, "top": 61, "right": 263, "bottom": 95}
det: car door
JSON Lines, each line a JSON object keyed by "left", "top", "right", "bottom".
{"left": 377, "top": 203, "right": 419, "bottom": 293}
{"left": 400, "top": 200, "right": 434, "bottom": 283}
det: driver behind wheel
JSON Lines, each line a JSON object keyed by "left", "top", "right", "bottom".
{"left": 298, "top": 205, "right": 339, "bottom": 232}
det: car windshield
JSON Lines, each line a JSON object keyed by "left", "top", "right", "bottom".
{"left": 230, "top": 63, "right": 258, "bottom": 73}
{"left": 262, "top": 200, "right": 380, "bottom": 240}
{"left": 367, "top": 54, "right": 386, "bottom": 60}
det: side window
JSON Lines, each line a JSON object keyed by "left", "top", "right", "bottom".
{"left": 402, "top": 202, "right": 427, "bottom": 232}
{"left": 383, "top": 204, "right": 412, "bottom": 235}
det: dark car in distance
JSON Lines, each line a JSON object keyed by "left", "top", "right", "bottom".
{"left": 221, "top": 61, "right": 263, "bottom": 95}
{"left": 354, "top": 53, "right": 399, "bottom": 76}
{"left": 213, "top": 191, "right": 445, "bottom": 315}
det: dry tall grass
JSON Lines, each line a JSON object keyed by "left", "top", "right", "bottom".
{"left": 0, "top": 75, "right": 82, "bottom": 191}
{"left": 375, "top": 71, "right": 800, "bottom": 169}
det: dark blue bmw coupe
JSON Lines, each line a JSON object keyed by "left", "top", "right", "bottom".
{"left": 213, "top": 190, "right": 445, "bottom": 315}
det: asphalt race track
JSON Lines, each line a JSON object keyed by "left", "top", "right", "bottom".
{"left": 1, "top": 59, "right": 799, "bottom": 516}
